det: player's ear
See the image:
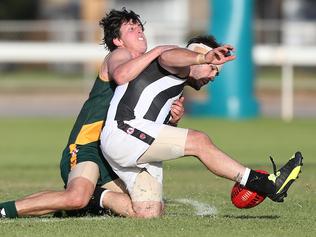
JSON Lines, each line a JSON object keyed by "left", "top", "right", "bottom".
{"left": 113, "top": 38, "right": 123, "bottom": 47}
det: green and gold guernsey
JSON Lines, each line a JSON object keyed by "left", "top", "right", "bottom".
{"left": 67, "top": 75, "right": 115, "bottom": 147}
{"left": 60, "top": 75, "right": 118, "bottom": 186}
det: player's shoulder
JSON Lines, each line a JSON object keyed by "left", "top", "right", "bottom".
{"left": 109, "top": 48, "right": 132, "bottom": 60}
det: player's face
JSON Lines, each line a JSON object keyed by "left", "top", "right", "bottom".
{"left": 118, "top": 20, "right": 147, "bottom": 55}
{"left": 190, "top": 63, "right": 221, "bottom": 81}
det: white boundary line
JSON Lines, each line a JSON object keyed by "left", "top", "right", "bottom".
{"left": 174, "top": 198, "right": 218, "bottom": 216}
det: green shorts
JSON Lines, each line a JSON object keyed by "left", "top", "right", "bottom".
{"left": 60, "top": 142, "right": 118, "bottom": 188}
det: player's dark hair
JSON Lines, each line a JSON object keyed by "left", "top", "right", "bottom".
{"left": 99, "top": 7, "right": 144, "bottom": 51}
{"left": 186, "top": 35, "right": 221, "bottom": 49}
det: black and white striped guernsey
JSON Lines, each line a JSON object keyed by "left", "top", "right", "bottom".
{"left": 107, "top": 59, "right": 186, "bottom": 124}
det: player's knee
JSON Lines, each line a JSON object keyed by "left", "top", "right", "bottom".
{"left": 187, "top": 130, "right": 214, "bottom": 156}
{"left": 64, "top": 190, "right": 90, "bottom": 210}
{"left": 133, "top": 202, "right": 163, "bottom": 219}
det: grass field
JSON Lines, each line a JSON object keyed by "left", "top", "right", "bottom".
{"left": 0, "top": 117, "right": 315, "bottom": 237}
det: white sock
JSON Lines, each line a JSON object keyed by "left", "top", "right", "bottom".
{"left": 240, "top": 168, "right": 251, "bottom": 186}
{"left": 99, "top": 190, "right": 110, "bottom": 208}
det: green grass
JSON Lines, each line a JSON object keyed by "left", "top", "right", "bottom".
{"left": 0, "top": 117, "right": 315, "bottom": 237}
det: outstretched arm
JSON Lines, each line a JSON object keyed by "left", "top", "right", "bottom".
{"left": 107, "top": 45, "right": 177, "bottom": 85}
{"left": 158, "top": 45, "right": 236, "bottom": 77}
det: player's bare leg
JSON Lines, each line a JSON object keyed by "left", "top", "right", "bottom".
{"left": 138, "top": 127, "right": 246, "bottom": 182}
{"left": 15, "top": 177, "right": 95, "bottom": 216}
{"left": 100, "top": 179, "right": 136, "bottom": 217}
{"left": 185, "top": 129, "right": 303, "bottom": 200}
{"left": 81, "top": 179, "right": 137, "bottom": 217}
{"left": 0, "top": 161, "right": 98, "bottom": 218}
{"left": 79, "top": 173, "right": 161, "bottom": 218}
{"left": 185, "top": 129, "right": 246, "bottom": 182}
{"left": 101, "top": 191, "right": 136, "bottom": 217}
{"left": 137, "top": 126, "right": 302, "bottom": 201}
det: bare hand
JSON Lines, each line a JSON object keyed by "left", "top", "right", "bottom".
{"left": 205, "top": 44, "right": 236, "bottom": 65}
{"left": 169, "top": 96, "right": 185, "bottom": 125}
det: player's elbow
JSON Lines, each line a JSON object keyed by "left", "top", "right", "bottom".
{"left": 112, "top": 70, "right": 126, "bottom": 85}
{"left": 158, "top": 54, "right": 170, "bottom": 68}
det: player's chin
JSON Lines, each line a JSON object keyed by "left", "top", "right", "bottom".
{"left": 200, "top": 77, "right": 213, "bottom": 83}
{"left": 140, "top": 42, "right": 147, "bottom": 52}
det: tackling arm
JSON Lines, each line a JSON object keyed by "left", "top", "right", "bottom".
{"left": 158, "top": 45, "right": 236, "bottom": 78}
{"left": 108, "top": 46, "right": 177, "bottom": 85}
{"left": 158, "top": 48, "right": 200, "bottom": 77}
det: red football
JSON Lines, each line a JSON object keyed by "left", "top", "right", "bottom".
{"left": 231, "top": 170, "right": 268, "bottom": 209}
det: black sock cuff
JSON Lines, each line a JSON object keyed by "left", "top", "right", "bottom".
{"left": 245, "top": 170, "right": 275, "bottom": 195}
{"left": 89, "top": 187, "right": 107, "bottom": 209}
{"left": 0, "top": 201, "right": 18, "bottom": 218}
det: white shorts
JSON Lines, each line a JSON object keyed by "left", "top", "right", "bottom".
{"left": 100, "top": 119, "right": 164, "bottom": 192}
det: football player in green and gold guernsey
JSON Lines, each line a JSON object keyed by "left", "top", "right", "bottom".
{"left": 0, "top": 8, "right": 185, "bottom": 218}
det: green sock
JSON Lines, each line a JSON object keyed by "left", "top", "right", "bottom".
{"left": 0, "top": 201, "right": 18, "bottom": 218}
